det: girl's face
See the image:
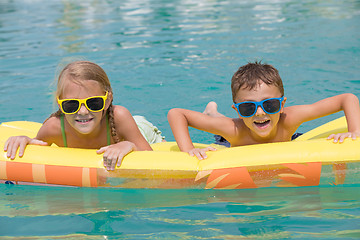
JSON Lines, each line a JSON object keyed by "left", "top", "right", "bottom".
{"left": 233, "top": 82, "right": 286, "bottom": 141}
{"left": 59, "top": 80, "right": 112, "bottom": 135}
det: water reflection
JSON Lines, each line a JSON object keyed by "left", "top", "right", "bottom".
{"left": 2, "top": 184, "right": 360, "bottom": 238}
{"left": 1, "top": 184, "right": 359, "bottom": 217}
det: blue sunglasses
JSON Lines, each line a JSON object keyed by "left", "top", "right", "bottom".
{"left": 233, "top": 96, "right": 284, "bottom": 118}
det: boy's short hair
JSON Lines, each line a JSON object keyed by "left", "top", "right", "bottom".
{"left": 231, "top": 61, "right": 284, "bottom": 102}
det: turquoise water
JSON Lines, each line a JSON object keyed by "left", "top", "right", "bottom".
{"left": 1, "top": 0, "right": 360, "bottom": 238}
{"left": 1, "top": 184, "right": 360, "bottom": 239}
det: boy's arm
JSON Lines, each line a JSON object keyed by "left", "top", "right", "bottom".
{"left": 168, "top": 108, "right": 234, "bottom": 158}
{"left": 288, "top": 93, "right": 360, "bottom": 141}
{"left": 340, "top": 94, "right": 360, "bottom": 133}
{"left": 326, "top": 93, "right": 360, "bottom": 141}
{"left": 167, "top": 108, "right": 196, "bottom": 152}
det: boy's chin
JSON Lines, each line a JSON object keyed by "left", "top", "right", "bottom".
{"left": 252, "top": 126, "right": 274, "bottom": 139}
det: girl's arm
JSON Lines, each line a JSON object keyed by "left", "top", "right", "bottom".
{"left": 97, "top": 105, "right": 152, "bottom": 170}
{"left": 113, "top": 106, "right": 152, "bottom": 151}
{"left": 4, "top": 136, "right": 48, "bottom": 160}
{"left": 3, "top": 118, "right": 59, "bottom": 159}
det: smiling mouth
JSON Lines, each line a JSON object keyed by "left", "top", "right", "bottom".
{"left": 75, "top": 118, "right": 93, "bottom": 124}
{"left": 254, "top": 119, "right": 270, "bottom": 128}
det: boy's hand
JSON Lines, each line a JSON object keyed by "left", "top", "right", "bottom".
{"left": 327, "top": 131, "right": 360, "bottom": 143}
{"left": 4, "top": 136, "right": 48, "bottom": 160}
{"left": 188, "top": 146, "right": 217, "bottom": 160}
{"left": 97, "top": 141, "right": 136, "bottom": 171}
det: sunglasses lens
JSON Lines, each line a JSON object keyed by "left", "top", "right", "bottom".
{"left": 263, "top": 99, "right": 281, "bottom": 113}
{"left": 239, "top": 102, "right": 256, "bottom": 117}
{"left": 62, "top": 100, "right": 79, "bottom": 114}
{"left": 86, "top": 97, "right": 104, "bottom": 111}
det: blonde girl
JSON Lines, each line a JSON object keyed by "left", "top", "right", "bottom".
{"left": 4, "top": 61, "right": 152, "bottom": 170}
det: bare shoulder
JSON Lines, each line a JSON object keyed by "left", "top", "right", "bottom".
{"left": 110, "top": 105, "right": 138, "bottom": 132}
{"left": 281, "top": 105, "right": 307, "bottom": 129}
{"left": 282, "top": 106, "right": 298, "bottom": 119}
{"left": 214, "top": 116, "right": 238, "bottom": 126}
{"left": 213, "top": 116, "right": 244, "bottom": 138}
{"left": 111, "top": 105, "right": 133, "bottom": 120}
{"left": 201, "top": 114, "right": 237, "bottom": 131}
{"left": 36, "top": 116, "right": 62, "bottom": 142}
{"left": 110, "top": 105, "right": 150, "bottom": 147}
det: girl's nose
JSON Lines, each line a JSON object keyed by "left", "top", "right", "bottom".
{"left": 77, "top": 104, "right": 89, "bottom": 114}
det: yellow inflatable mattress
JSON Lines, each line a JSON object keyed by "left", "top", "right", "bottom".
{"left": 1, "top": 116, "right": 359, "bottom": 189}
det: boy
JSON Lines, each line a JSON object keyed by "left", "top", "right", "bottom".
{"left": 168, "top": 61, "right": 360, "bottom": 160}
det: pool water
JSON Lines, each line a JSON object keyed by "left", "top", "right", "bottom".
{"left": 0, "top": 0, "right": 360, "bottom": 238}
{"left": 1, "top": 184, "right": 360, "bottom": 239}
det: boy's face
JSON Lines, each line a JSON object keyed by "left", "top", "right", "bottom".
{"left": 233, "top": 83, "right": 286, "bottom": 141}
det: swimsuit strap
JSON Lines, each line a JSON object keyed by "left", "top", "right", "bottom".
{"left": 106, "top": 112, "right": 111, "bottom": 145}
{"left": 60, "top": 114, "right": 68, "bottom": 147}
{"left": 60, "top": 113, "right": 111, "bottom": 147}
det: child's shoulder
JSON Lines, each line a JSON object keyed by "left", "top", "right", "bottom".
{"left": 111, "top": 105, "right": 132, "bottom": 119}
{"left": 42, "top": 115, "right": 62, "bottom": 129}
{"left": 213, "top": 117, "right": 246, "bottom": 139}
{"left": 281, "top": 105, "right": 309, "bottom": 129}
{"left": 110, "top": 105, "right": 139, "bottom": 129}
{"left": 37, "top": 115, "right": 62, "bottom": 141}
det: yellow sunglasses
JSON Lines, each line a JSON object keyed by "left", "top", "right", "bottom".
{"left": 57, "top": 92, "right": 108, "bottom": 114}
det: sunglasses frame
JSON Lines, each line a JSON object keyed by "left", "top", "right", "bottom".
{"left": 57, "top": 91, "right": 108, "bottom": 114}
{"left": 233, "top": 96, "right": 284, "bottom": 118}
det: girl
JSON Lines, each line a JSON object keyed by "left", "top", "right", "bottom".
{"left": 4, "top": 61, "right": 153, "bottom": 170}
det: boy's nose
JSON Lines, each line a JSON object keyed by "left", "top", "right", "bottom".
{"left": 255, "top": 106, "right": 266, "bottom": 116}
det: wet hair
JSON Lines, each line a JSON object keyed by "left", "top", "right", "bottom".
{"left": 49, "top": 61, "right": 120, "bottom": 143}
{"left": 231, "top": 61, "right": 284, "bottom": 102}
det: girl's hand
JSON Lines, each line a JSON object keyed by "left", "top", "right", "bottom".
{"left": 327, "top": 131, "right": 360, "bottom": 143}
{"left": 97, "top": 141, "right": 136, "bottom": 171}
{"left": 188, "top": 146, "right": 217, "bottom": 160}
{"left": 4, "top": 136, "right": 48, "bottom": 160}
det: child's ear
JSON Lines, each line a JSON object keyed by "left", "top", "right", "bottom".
{"left": 105, "top": 91, "right": 113, "bottom": 109}
{"left": 56, "top": 100, "right": 61, "bottom": 111}
{"left": 280, "top": 97, "right": 287, "bottom": 113}
{"left": 232, "top": 104, "right": 242, "bottom": 118}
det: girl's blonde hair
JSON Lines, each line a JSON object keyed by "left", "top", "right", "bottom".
{"left": 50, "top": 61, "right": 120, "bottom": 143}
